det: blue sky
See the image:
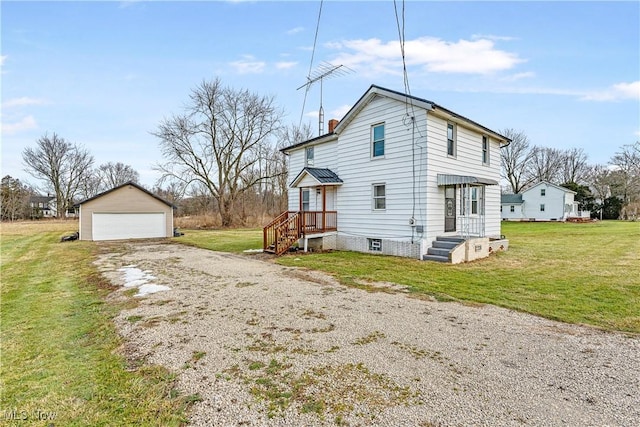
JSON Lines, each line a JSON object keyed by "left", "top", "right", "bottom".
{"left": 2, "top": 1, "right": 639, "bottom": 189}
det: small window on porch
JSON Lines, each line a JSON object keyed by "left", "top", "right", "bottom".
{"left": 305, "top": 147, "right": 314, "bottom": 166}
{"left": 302, "top": 189, "right": 310, "bottom": 211}
{"left": 368, "top": 238, "right": 382, "bottom": 252}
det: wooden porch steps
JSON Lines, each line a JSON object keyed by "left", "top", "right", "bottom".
{"left": 423, "top": 236, "right": 466, "bottom": 263}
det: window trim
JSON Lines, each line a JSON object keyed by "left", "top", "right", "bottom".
{"left": 540, "top": 188, "right": 546, "bottom": 197}
{"left": 372, "top": 183, "right": 386, "bottom": 210}
{"left": 482, "top": 135, "right": 489, "bottom": 165}
{"left": 540, "top": 203, "right": 545, "bottom": 212}
{"left": 447, "top": 122, "right": 456, "bottom": 157}
{"left": 368, "top": 238, "right": 382, "bottom": 252}
{"left": 301, "top": 189, "right": 310, "bottom": 212}
{"left": 371, "top": 123, "right": 385, "bottom": 158}
{"left": 305, "top": 146, "right": 314, "bottom": 166}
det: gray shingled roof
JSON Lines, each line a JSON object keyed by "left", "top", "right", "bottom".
{"left": 305, "top": 168, "right": 343, "bottom": 183}
{"left": 501, "top": 194, "right": 523, "bottom": 204}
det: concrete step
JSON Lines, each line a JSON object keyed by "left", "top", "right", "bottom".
{"left": 423, "top": 254, "right": 449, "bottom": 262}
{"left": 432, "top": 240, "right": 458, "bottom": 249}
{"left": 436, "top": 236, "right": 466, "bottom": 243}
{"left": 427, "top": 247, "right": 451, "bottom": 257}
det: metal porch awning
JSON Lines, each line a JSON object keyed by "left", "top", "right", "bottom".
{"left": 437, "top": 174, "right": 498, "bottom": 186}
{"left": 290, "top": 167, "right": 343, "bottom": 188}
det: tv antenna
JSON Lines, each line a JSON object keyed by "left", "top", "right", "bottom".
{"left": 297, "top": 62, "right": 353, "bottom": 135}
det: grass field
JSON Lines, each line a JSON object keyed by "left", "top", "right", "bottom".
{"left": 1, "top": 220, "right": 638, "bottom": 425}
{"left": 1, "top": 221, "right": 193, "bottom": 426}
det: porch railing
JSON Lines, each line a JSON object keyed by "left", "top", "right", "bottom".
{"left": 457, "top": 216, "right": 485, "bottom": 239}
{"left": 263, "top": 211, "right": 337, "bottom": 255}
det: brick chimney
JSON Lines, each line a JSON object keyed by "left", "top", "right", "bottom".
{"left": 328, "top": 119, "right": 339, "bottom": 133}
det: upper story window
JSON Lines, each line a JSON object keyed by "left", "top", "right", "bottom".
{"left": 482, "top": 136, "right": 489, "bottom": 165}
{"left": 447, "top": 123, "right": 456, "bottom": 157}
{"left": 305, "top": 146, "right": 314, "bottom": 166}
{"left": 372, "top": 123, "right": 385, "bottom": 158}
{"left": 540, "top": 188, "right": 546, "bottom": 196}
{"left": 373, "top": 184, "right": 386, "bottom": 210}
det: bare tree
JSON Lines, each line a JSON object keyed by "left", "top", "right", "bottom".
{"left": 527, "top": 146, "right": 564, "bottom": 184}
{"left": 22, "top": 133, "right": 94, "bottom": 218}
{"left": 1, "top": 176, "right": 33, "bottom": 221}
{"left": 500, "top": 128, "right": 534, "bottom": 193}
{"left": 587, "top": 164, "right": 613, "bottom": 203}
{"left": 153, "top": 78, "right": 283, "bottom": 226}
{"left": 97, "top": 162, "right": 140, "bottom": 189}
{"left": 560, "top": 147, "right": 589, "bottom": 185}
{"left": 609, "top": 142, "right": 640, "bottom": 204}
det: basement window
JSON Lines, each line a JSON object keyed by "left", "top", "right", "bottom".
{"left": 368, "top": 238, "right": 382, "bottom": 252}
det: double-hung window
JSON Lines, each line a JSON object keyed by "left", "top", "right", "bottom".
{"left": 540, "top": 204, "right": 545, "bottom": 212}
{"left": 372, "top": 124, "right": 385, "bottom": 158}
{"left": 373, "top": 184, "right": 386, "bottom": 210}
{"left": 305, "top": 146, "right": 314, "bottom": 166}
{"left": 540, "top": 188, "right": 546, "bottom": 196}
{"left": 482, "top": 136, "right": 489, "bottom": 165}
{"left": 301, "top": 189, "right": 310, "bottom": 211}
{"left": 447, "top": 123, "right": 456, "bottom": 156}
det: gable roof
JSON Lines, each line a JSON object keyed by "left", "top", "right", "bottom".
{"left": 76, "top": 181, "right": 176, "bottom": 208}
{"left": 29, "top": 195, "right": 55, "bottom": 204}
{"left": 524, "top": 181, "right": 577, "bottom": 195}
{"left": 281, "top": 85, "right": 511, "bottom": 153}
{"left": 501, "top": 194, "right": 524, "bottom": 204}
{"left": 290, "top": 167, "right": 343, "bottom": 187}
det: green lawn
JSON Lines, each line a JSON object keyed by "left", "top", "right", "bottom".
{"left": 1, "top": 222, "right": 193, "bottom": 426}
{"left": 181, "top": 221, "right": 640, "bottom": 334}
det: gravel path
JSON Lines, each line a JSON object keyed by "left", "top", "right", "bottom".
{"left": 95, "top": 242, "right": 639, "bottom": 427}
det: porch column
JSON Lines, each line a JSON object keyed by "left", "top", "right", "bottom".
{"left": 322, "top": 186, "right": 326, "bottom": 231}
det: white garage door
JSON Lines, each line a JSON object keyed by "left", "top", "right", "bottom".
{"left": 92, "top": 213, "right": 166, "bottom": 241}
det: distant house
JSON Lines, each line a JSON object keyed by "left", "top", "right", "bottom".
{"left": 77, "top": 182, "right": 175, "bottom": 241}
{"left": 501, "top": 181, "right": 590, "bottom": 221}
{"left": 29, "top": 195, "right": 56, "bottom": 218}
{"left": 263, "top": 85, "right": 511, "bottom": 263}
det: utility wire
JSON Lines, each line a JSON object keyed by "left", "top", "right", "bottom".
{"left": 299, "top": 0, "right": 324, "bottom": 130}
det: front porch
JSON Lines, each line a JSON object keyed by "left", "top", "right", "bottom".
{"left": 263, "top": 210, "right": 337, "bottom": 255}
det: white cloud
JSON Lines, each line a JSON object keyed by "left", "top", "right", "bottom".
{"left": 229, "top": 55, "right": 266, "bottom": 74}
{"left": 2, "top": 97, "right": 47, "bottom": 108}
{"left": 1, "top": 115, "right": 37, "bottom": 135}
{"left": 327, "top": 37, "right": 524, "bottom": 76}
{"left": 581, "top": 81, "right": 640, "bottom": 101}
{"left": 329, "top": 104, "right": 352, "bottom": 119}
{"left": 501, "top": 72, "right": 536, "bottom": 82}
{"left": 0, "top": 55, "right": 7, "bottom": 66}
{"left": 276, "top": 61, "right": 297, "bottom": 70}
{"left": 286, "top": 26, "right": 304, "bottom": 35}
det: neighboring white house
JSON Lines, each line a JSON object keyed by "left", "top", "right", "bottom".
{"left": 501, "top": 181, "right": 590, "bottom": 221}
{"left": 264, "top": 85, "right": 511, "bottom": 262}
{"left": 29, "top": 195, "right": 57, "bottom": 217}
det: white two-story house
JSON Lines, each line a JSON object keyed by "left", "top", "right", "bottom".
{"left": 501, "top": 181, "right": 589, "bottom": 221}
{"left": 264, "top": 85, "right": 511, "bottom": 262}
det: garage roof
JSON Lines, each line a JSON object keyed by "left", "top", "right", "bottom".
{"left": 76, "top": 181, "right": 176, "bottom": 208}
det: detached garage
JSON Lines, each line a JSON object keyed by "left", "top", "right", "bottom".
{"left": 78, "top": 182, "right": 175, "bottom": 241}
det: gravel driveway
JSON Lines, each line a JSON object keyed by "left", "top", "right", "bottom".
{"left": 95, "top": 241, "right": 639, "bottom": 427}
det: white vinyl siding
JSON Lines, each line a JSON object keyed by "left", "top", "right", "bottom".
{"left": 425, "top": 113, "right": 502, "bottom": 242}
{"left": 335, "top": 95, "right": 428, "bottom": 240}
